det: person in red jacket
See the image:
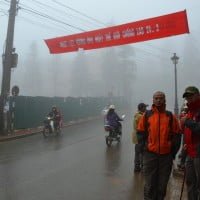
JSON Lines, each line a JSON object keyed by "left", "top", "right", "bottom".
{"left": 181, "top": 86, "right": 200, "bottom": 200}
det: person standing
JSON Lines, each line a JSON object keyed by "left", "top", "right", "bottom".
{"left": 132, "top": 103, "right": 148, "bottom": 172}
{"left": 177, "top": 102, "right": 188, "bottom": 171}
{"left": 137, "top": 91, "right": 181, "bottom": 200}
{"left": 181, "top": 86, "right": 200, "bottom": 200}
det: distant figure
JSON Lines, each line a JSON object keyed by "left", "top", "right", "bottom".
{"left": 48, "top": 106, "right": 62, "bottom": 131}
{"left": 181, "top": 86, "right": 200, "bottom": 200}
{"left": 106, "top": 105, "right": 123, "bottom": 135}
{"left": 177, "top": 101, "right": 188, "bottom": 171}
{"left": 137, "top": 91, "right": 181, "bottom": 200}
{"left": 132, "top": 103, "right": 148, "bottom": 172}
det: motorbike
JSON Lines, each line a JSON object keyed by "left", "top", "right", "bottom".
{"left": 42, "top": 116, "right": 61, "bottom": 137}
{"left": 104, "top": 114, "right": 125, "bottom": 147}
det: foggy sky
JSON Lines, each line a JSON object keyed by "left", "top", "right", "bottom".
{"left": 0, "top": 0, "right": 200, "bottom": 111}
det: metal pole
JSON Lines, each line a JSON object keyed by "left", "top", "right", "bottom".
{"left": 174, "top": 60, "right": 179, "bottom": 116}
{"left": 171, "top": 53, "right": 179, "bottom": 116}
{"left": 0, "top": 0, "right": 18, "bottom": 134}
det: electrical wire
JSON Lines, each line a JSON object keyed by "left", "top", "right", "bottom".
{"left": 52, "top": 0, "right": 107, "bottom": 27}
{"left": 29, "top": 0, "right": 103, "bottom": 29}
{"left": 18, "top": 2, "right": 86, "bottom": 32}
{"left": 17, "top": 3, "right": 77, "bottom": 33}
{"left": 17, "top": 15, "right": 74, "bottom": 34}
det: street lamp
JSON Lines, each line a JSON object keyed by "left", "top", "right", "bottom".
{"left": 171, "top": 53, "right": 179, "bottom": 116}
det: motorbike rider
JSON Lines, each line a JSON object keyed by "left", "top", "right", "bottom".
{"left": 106, "top": 105, "right": 123, "bottom": 136}
{"left": 48, "top": 106, "right": 61, "bottom": 132}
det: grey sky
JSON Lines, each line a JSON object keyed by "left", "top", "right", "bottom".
{"left": 0, "top": 0, "right": 200, "bottom": 109}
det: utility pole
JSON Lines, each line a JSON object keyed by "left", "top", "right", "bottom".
{"left": 0, "top": 0, "right": 18, "bottom": 134}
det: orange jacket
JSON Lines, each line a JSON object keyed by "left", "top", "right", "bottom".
{"left": 137, "top": 105, "right": 180, "bottom": 154}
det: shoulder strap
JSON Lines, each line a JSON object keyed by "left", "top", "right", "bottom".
{"left": 165, "top": 110, "right": 173, "bottom": 131}
{"left": 144, "top": 110, "right": 153, "bottom": 131}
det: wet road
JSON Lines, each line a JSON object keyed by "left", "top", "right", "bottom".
{"left": 0, "top": 116, "right": 186, "bottom": 200}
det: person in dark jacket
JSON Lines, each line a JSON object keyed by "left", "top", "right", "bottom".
{"left": 181, "top": 86, "right": 200, "bottom": 200}
{"left": 106, "top": 104, "right": 123, "bottom": 135}
{"left": 48, "top": 106, "right": 61, "bottom": 131}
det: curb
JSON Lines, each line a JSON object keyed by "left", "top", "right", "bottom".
{"left": 0, "top": 116, "right": 101, "bottom": 142}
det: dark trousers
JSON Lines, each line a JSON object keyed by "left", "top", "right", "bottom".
{"left": 134, "top": 144, "right": 143, "bottom": 168}
{"left": 178, "top": 149, "right": 187, "bottom": 166}
{"left": 185, "top": 156, "right": 200, "bottom": 200}
{"left": 143, "top": 151, "right": 173, "bottom": 200}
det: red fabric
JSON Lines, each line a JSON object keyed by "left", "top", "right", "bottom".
{"left": 45, "top": 10, "right": 189, "bottom": 54}
{"left": 184, "top": 99, "right": 200, "bottom": 157}
{"left": 180, "top": 112, "right": 187, "bottom": 130}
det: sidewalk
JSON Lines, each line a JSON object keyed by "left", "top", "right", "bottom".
{"left": 168, "top": 172, "right": 187, "bottom": 200}
{"left": 0, "top": 116, "right": 100, "bottom": 142}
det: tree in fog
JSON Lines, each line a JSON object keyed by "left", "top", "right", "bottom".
{"left": 118, "top": 45, "right": 136, "bottom": 104}
{"left": 85, "top": 52, "right": 104, "bottom": 96}
{"left": 70, "top": 50, "right": 91, "bottom": 97}
{"left": 47, "top": 54, "right": 63, "bottom": 97}
{"left": 100, "top": 45, "right": 136, "bottom": 103}
{"left": 100, "top": 47, "right": 120, "bottom": 97}
{"left": 22, "top": 42, "right": 43, "bottom": 96}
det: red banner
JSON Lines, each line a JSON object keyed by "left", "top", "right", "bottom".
{"left": 45, "top": 10, "right": 189, "bottom": 54}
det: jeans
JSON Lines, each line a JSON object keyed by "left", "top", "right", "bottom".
{"left": 185, "top": 156, "right": 200, "bottom": 200}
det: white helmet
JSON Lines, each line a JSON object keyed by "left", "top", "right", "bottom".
{"left": 109, "top": 104, "right": 115, "bottom": 109}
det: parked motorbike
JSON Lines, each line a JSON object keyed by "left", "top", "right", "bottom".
{"left": 104, "top": 114, "right": 125, "bottom": 147}
{"left": 42, "top": 116, "right": 61, "bottom": 137}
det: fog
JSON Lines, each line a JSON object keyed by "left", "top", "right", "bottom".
{"left": 0, "top": 0, "right": 200, "bottom": 111}
{"left": 10, "top": 43, "right": 136, "bottom": 99}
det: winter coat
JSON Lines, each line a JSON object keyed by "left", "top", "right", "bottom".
{"left": 137, "top": 105, "right": 180, "bottom": 155}
{"left": 106, "top": 111, "right": 122, "bottom": 128}
{"left": 132, "top": 111, "right": 143, "bottom": 144}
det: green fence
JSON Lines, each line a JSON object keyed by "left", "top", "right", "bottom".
{"left": 10, "top": 96, "right": 127, "bottom": 129}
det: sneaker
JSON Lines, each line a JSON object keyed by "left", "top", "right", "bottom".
{"left": 177, "top": 164, "right": 185, "bottom": 171}
{"left": 134, "top": 166, "right": 141, "bottom": 173}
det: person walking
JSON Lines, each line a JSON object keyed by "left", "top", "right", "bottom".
{"left": 181, "top": 86, "right": 200, "bottom": 200}
{"left": 137, "top": 91, "right": 181, "bottom": 200}
{"left": 132, "top": 103, "right": 148, "bottom": 172}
